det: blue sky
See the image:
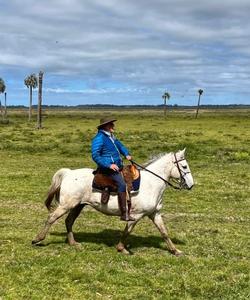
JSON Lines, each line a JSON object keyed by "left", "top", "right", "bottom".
{"left": 0, "top": 0, "right": 250, "bottom": 106}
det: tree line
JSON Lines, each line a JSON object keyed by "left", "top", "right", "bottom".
{"left": 0, "top": 73, "right": 204, "bottom": 126}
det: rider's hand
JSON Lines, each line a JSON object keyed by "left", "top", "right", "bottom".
{"left": 126, "top": 155, "right": 132, "bottom": 161}
{"left": 110, "top": 164, "right": 119, "bottom": 171}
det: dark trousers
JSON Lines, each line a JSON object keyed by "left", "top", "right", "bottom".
{"left": 97, "top": 167, "right": 126, "bottom": 192}
{"left": 110, "top": 172, "right": 126, "bottom": 192}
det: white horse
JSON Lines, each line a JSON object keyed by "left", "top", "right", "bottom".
{"left": 32, "top": 149, "right": 194, "bottom": 256}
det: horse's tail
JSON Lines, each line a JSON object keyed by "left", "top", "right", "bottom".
{"left": 45, "top": 168, "right": 70, "bottom": 211}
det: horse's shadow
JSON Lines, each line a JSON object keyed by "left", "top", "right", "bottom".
{"left": 49, "top": 229, "right": 185, "bottom": 250}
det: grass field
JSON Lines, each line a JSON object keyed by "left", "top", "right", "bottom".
{"left": 0, "top": 108, "right": 249, "bottom": 299}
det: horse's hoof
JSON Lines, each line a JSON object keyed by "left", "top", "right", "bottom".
{"left": 70, "top": 241, "right": 81, "bottom": 247}
{"left": 173, "top": 249, "right": 183, "bottom": 257}
{"left": 32, "top": 239, "right": 41, "bottom": 245}
{"left": 119, "top": 248, "right": 131, "bottom": 255}
{"left": 116, "top": 243, "right": 131, "bottom": 255}
{"left": 66, "top": 238, "right": 81, "bottom": 247}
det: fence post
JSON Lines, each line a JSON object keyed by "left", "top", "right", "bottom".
{"left": 37, "top": 71, "right": 44, "bottom": 129}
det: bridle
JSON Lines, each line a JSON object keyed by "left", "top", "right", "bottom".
{"left": 131, "top": 154, "right": 190, "bottom": 190}
{"left": 173, "top": 153, "right": 191, "bottom": 189}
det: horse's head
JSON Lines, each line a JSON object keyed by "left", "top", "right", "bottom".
{"left": 170, "top": 148, "right": 194, "bottom": 190}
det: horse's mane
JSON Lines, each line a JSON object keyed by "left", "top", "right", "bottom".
{"left": 143, "top": 153, "right": 169, "bottom": 168}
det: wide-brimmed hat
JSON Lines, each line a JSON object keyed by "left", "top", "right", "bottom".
{"left": 97, "top": 117, "right": 117, "bottom": 129}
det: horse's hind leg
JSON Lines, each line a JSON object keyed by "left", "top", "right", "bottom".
{"left": 32, "top": 205, "right": 68, "bottom": 245}
{"left": 116, "top": 219, "right": 139, "bottom": 254}
{"left": 65, "top": 204, "right": 85, "bottom": 246}
{"left": 149, "top": 212, "right": 183, "bottom": 256}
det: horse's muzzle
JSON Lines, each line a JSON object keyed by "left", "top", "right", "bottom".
{"left": 181, "top": 181, "right": 193, "bottom": 190}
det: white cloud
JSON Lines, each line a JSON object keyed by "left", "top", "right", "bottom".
{"left": 0, "top": 0, "right": 250, "bottom": 105}
{"left": 44, "top": 86, "right": 149, "bottom": 94}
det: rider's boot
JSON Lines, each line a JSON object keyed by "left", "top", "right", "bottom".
{"left": 118, "top": 192, "right": 135, "bottom": 221}
{"left": 101, "top": 187, "right": 110, "bottom": 204}
{"left": 127, "top": 198, "right": 132, "bottom": 215}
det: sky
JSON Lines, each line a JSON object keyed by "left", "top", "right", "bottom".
{"left": 0, "top": 0, "right": 250, "bottom": 106}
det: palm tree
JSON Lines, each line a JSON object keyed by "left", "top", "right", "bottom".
{"left": 0, "top": 78, "right": 6, "bottom": 120}
{"left": 24, "top": 73, "right": 38, "bottom": 121}
{"left": 162, "top": 91, "right": 171, "bottom": 117}
{"left": 195, "top": 89, "right": 204, "bottom": 119}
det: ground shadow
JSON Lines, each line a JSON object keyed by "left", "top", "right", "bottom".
{"left": 49, "top": 229, "right": 185, "bottom": 250}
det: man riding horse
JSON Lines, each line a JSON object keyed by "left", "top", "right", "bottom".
{"left": 91, "top": 117, "right": 135, "bottom": 221}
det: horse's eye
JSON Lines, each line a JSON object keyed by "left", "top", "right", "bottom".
{"left": 182, "top": 165, "right": 187, "bottom": 169}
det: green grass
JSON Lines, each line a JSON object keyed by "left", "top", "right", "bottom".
{"left": 0, "top": 108, "right": 249, "bottom": 299}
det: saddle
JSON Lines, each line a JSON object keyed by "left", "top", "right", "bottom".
{"left": 92, "top": 164, "right": 141, "bottom": 203}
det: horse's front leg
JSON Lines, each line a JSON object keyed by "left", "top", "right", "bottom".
{"left": 149, "top": 212, "right": 183, "bottom": 256}
{"left": 65, "top": 204, "right": 85, "bottom": 246}
{"left": 116, "top": 219, "right": 139, "bottom": 254}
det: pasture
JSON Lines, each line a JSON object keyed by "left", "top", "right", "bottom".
{"left": 0, "top": 108, "right": 249, "bottom": 299}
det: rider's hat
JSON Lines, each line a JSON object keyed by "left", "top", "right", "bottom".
{"left": 97, "top": 117, "right": 117, "bottom": 129}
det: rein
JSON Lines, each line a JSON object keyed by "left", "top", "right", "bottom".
{"left": 131, "top": 160, "right": 181, "bottom": 190}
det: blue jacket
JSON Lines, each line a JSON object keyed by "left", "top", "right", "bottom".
{"left": 91, "top": 130, "right": 129, "bottom": 169}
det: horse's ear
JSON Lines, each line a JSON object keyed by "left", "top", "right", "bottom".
{"left": 178, "top": 148, "right": 186, "bottom": 158}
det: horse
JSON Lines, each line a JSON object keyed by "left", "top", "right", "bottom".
{"left": 32, "top": 149, "right": 194, "bottom": 256}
